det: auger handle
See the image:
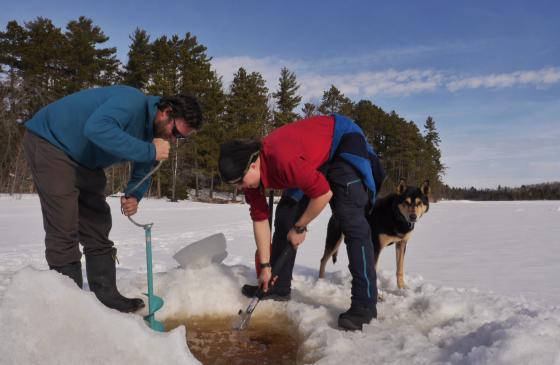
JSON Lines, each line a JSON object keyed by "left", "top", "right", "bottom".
{"left": 123, "top": 161, "right": 163, "bottom": 227}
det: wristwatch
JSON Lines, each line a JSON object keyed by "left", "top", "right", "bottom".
{"left": 292, "top": 225, "right": 307, "bottom": 234}
{"left": 260, "top": 262, "right": 271, "bottom": 269}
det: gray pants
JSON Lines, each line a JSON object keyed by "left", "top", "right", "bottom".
{"left": 23, "top": 131, "right": 114, "bottom": 267}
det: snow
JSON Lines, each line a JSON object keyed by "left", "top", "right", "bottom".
{"left": 1, "top": 195, "right": 560, "bottom": 364}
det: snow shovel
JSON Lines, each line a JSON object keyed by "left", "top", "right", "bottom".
{"left": 124, "top": 161, "right": 165, "bottom": 332}
{"left": 173, "top": 233, "right": 227, "bottom": 269}
{"left": 233, "top": 244, "right": 297, "bottom": 331}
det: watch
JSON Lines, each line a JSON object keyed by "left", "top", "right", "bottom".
{"left": 260, "top": 262, "right": 271, "bottom": 269}
{"left": 292, "top": 225, "right": 307, "bottom": 234}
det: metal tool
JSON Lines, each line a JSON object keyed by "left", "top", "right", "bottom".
{"left": 233, "top": 244, "right": 296, "bottom": 331}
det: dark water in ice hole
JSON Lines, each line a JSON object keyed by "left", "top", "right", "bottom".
{"left": 165, "top": 314, "right": 300, "bottom": 365}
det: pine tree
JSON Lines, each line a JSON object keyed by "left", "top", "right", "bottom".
{"left": 178, "top": 33, "right": 213, "bottom": 96}
{"left": 145, "top": 34, "right": 182, "bottom": 198}
{"left": 123, "top": 28, "right": 151, "bottom": 90}
{"left": 147, "top": 34, "right": 181, "bottom": 96}
{"left": 423, "top": 116, "right": 445, "bottom": 193}
{"left": 318, "top": 85, "right": 353, "bottom": 115}
{"left": 272, "top": 67, "right": 302, "bottom": 127}
{"left": 0, "top": 71, "right": 31, "bottom": 193}
{"left": 424, "top": 116, "right": 441, "bottom": 148}
{"left": 63, "top": 16, "right": 120, "bottom": 92}
{"left": 0, "top": 18, "right": 69, "bottom": 194}
{"left": 176, "top": 32, "right": 225, "bottom": 199}
{"left": 221, "top": 67, "right": 270, "bottom": 200}
{"left": 0, "top": 18, "right": 68, "bottom": 114}
{"left": 224, "top": 67, "right": 270, "bottom": 139}
{"left": 301, "top": 102, "right": 317, "bottom": 118}
{"left": 351, "top": 99, "right": 386, "bottom": 151}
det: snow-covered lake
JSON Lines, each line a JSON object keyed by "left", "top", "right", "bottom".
{"left": 1, "top": 195, "right": 559, "bottom": 364}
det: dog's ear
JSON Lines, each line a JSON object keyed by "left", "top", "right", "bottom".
{"left": 396, "top": 179, "right": 407, "bottom": 195}
{"left": 421, "top": 180, "right": 431, "bottom": 196}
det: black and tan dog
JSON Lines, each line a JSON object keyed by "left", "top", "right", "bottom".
{"left": 319, "top": 180, "right": 430, "bottom": 291}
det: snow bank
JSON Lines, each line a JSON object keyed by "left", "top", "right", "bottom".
{"left": 0, "top": 268, "right": 200, "bottom": 365}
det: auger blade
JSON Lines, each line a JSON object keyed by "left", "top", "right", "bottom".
{"left": 143, "top": 293, "right": 165, "bottom": 332}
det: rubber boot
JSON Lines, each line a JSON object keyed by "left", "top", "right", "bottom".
{"left": 50, "top": 261, "right": 83, "bottom": 288}
{"left": 338, "top": 303, "right": 377, "bottom": 331}
{"left": 85, "top": 249, "right": 145, "bottom": 313}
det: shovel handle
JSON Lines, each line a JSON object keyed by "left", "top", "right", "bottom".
{"left": 271, "top": 244, "right": 296, "bottom": 277}
{"left": 255, "top": 244, "right": 296, "bottom": 298}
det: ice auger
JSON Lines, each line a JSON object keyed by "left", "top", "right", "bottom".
{"left": 124, "top": 161, "right": 165, "bottom": 332}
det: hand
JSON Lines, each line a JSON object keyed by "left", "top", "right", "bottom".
{"left": 153, "top": 138, "right": 170, "bottom": 161}
{"left": 120, "top": 196, "right": 138, "bottom": 216}
{"left": 258, "top": 267, "right": 275, "bottom": 293}
{"left": 287, "top": 228, "right": 307, "bottom": 247}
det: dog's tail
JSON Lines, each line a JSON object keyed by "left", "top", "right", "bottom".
{"left": 325, "top": 215, "right": 343, "bottom": 264}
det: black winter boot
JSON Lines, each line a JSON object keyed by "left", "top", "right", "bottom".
{"left": 338, "top": 303, "right": 377, "bottom": 331}
{"left": 85, "top": 249, "right": 145, "bottom": 313}
{"left": 49, "top": 261, "right": 83, "bottom": 288}
{"left": 241, "top": 284, "right": 291, "bottom": 301}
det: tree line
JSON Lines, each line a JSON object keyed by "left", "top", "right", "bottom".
{"left": 0, "top": 16, "right": 445, "bottom": 200}
{"left": 441, "top": 182, "right": 560, "bottom": 200}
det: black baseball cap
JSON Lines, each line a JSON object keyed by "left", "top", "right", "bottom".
{"left": 218, "top": 139, "right": 261, "bottom": 184}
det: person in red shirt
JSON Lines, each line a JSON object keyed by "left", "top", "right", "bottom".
{"left": 219, "top": 115, "right": 377, "bottom": 331}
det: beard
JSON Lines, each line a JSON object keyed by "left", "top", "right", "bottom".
{"left": 153, "top": 116, "right": 171, "bottom": 138}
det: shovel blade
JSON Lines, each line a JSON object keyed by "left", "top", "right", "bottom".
{"left": 173, "top": 233, "right": 227, "bottom": 269}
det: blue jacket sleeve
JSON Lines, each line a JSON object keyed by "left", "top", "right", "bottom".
{"left": 83, "top": 95, "right": 156, "bottom": 162}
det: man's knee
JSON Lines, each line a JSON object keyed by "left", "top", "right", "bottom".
{"left": 338, "top": 212, "right": 370, "bottom": 239}
{"left": 274, "top": 197, "right": 303, "bottom": 235}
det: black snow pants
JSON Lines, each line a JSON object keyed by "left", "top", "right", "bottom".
{"left": 270, "top": 157, "right": 377, "bottom": 307}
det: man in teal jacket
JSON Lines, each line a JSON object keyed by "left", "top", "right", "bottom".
{"left": 23, "top": 85, "right": 202, "bottom": 312}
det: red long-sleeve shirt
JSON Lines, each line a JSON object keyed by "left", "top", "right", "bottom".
{"left": 244, "top": 115, "right": 334, "bottom": 221}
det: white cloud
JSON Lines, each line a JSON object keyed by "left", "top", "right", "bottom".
{"left": 299, "top": 69, "right": 445, "bottom": 100}
{"left": 212, "top": 55, "right": 445, "bottom": 100}
{"left": 212, "top": 54, "right": 560, "bottom": 100}
{"left": 447, "top": 67, "right": 560, "bottom": 92}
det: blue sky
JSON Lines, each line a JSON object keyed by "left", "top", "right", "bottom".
{"left": 3, "top": 0, "right": 559, "bottom": 188}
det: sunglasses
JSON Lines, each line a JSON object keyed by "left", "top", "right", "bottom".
{"left": 171, "top": 118, "right": 195, "bottom": 140}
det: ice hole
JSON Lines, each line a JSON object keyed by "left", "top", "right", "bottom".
{"left": 165, "top": 313, "right": 301, "bottom": 365}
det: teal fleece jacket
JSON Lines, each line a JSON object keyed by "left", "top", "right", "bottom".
{"left": 25, "top": 85, "right": 160, "bottom": 200}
